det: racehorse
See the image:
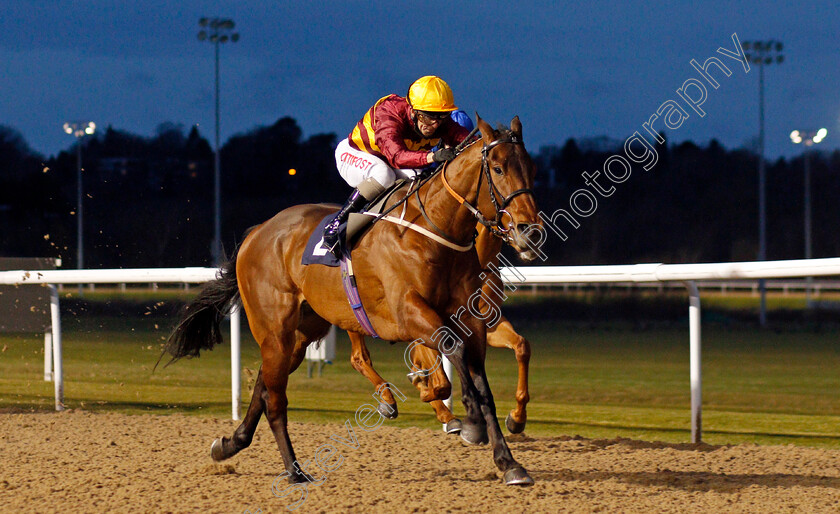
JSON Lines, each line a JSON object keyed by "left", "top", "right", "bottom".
{"left": 347, "top": 222, "right": 533, "bottom": 435}
{"left": 164, "top": 115, "right": 540, "bottom": 486}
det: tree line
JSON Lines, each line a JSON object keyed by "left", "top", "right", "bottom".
{"left": 533, "top": 136, "right": 840, "bottom": 265}
{"left": 0, "top": 118, "right": 837, "bottom": 268}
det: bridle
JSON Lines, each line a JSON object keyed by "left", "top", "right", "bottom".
{"left": 438, "top": 131, "right": 535, "bottom": 245}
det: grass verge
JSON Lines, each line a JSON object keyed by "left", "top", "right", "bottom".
{"left": 2, "top": 305, "right": 839, "bottom": 448}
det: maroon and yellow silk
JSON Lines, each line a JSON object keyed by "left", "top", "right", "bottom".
{"left": 349, "top": 94, "right": 469, "bottom": 169}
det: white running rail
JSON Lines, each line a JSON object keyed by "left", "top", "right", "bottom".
{"left": 0, "top": 268, "right": 244, "bottom": 418}
{"left": 3, "top": 257, "right": 840, "bottom": 441}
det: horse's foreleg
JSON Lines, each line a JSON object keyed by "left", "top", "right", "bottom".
{"left": 396, "top": 292, "right": 484, "bottom": 434}
{"left": 465, "top": 349, "right": 533, "bottom": 485}
{"left": 410, "top": 344, "right": 452, "bottom": 402}
{"left": 211, "top": 367, "right": 267, "bottom": 461}
{"left": 486, "top": 316, "right": 531, "bottom": 434}
{"left": 409, "top": 344, "right": 458, "bottom": 429}
{"left": 443, "top": 344, "right": 487, "bottom": 445}
{"left": 429, "top": 399, "right": 463, "bottom": 434}
{"left": 394, "top": 290, "right": 528, "bottom": 483}
{"left": 348, "top": 331, "right": 398, "bottom": 419}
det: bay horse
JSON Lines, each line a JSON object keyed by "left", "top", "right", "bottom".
{"left": 164, "top": 115, "right": 540, "bottom": 486}
{"left": 347, "top": 222, "right": 533, "bottom": 434}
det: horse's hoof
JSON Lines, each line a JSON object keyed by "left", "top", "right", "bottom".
{"left": 504, "top": 466, "right": 535, "bottom": 486}
{"left": 288, "top": 470, "right": 312, "bottom": 484}
{"left": 442, "top": 419, "right": 462, "bottom": 434}
{"left": 210, "top": 438, "right": 226, "bottom": 461}
{"left": 505, "top": 412, "right": 526, "bottom": 434}
{"left": 459, "top": 422, "right": 488, "bottom": 445}
{"left": 378, "top": 401, "right": 398, "bottom": 419}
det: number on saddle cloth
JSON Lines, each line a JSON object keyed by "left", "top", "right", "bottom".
{"left": 301, "top": 214, "right": 345, "bottom": 267}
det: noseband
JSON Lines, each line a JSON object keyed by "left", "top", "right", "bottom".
{"left": 440, "top": 132, "right": 535, "bottom": 244}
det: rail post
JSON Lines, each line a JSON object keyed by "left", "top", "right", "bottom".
{"left": 48, "top": 284, "right": 64, "bottom": 411}
{"left": 230, "top": 302, "right": 241, "bottom": 421}
{"left": 685, "top": 281, "right": 702, "bottom": 443}
{"left": 44, "top": 332, "right": 53, "bottom": 382}
{"left": 442, "top": 356, "right": 454, "bottom": 410}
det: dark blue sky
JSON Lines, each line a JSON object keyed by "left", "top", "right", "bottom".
{"left": 2, "top": 1, "right": 837, "bottom": 160}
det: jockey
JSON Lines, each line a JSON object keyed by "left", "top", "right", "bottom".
{"left": 428, "top": 109, "right": 474, "bottom": 168}
{"left": 324, "top": 75, "right": 471, "bottom": 256}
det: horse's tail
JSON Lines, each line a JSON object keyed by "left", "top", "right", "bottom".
{"left": 158, "top": 249, "right": 241, "bottom": 368}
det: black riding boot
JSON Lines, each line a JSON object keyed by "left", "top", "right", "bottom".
{"left": 323, "top": 189, "right": 367, "bottom": 257}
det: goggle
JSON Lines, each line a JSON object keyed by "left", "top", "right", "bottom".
{"left": 415, "top": 111, "right": 450, "bottom": 123}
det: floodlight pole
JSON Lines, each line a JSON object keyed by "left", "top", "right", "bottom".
{"left": 214, "top": 39, "right": 221, "bottom": 265}
{"left": 76, "top": 141, "right": 83, "bottom": 272}
{"left": 804, "top": 150, "right": 811, "bottom": 261}
{"left": 758, "top": 60, "right": 767, "bottom": 325}
{"left": 742, "top": 40, "right": 783, "bottom": 327}
{"left": 198, "top": 17, "right": 239, "bottom": 265}
{"left": 804, "top": 148, "right": 814, "bottom": 305}
{"left": 790, "top": 128, "right": 827, "bottom": 305}
{"left": 63, "top": 121, "right": 96, "bottom": 295}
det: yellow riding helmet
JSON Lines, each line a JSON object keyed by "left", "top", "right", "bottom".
{"left": 407, "top": 76, "right": 458, "bottom": 112}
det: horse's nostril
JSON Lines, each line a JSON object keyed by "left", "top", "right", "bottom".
{"left": 516, "top": 223, "right": 531, "bottom": 234}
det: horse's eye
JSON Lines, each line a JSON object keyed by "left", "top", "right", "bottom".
{"left": 493, "top": 166, "right": 503, "bottom": 175}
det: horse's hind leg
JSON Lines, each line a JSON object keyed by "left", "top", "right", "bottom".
{"left": 486, "top": 316, "right": 531, "bottom": 434}
{"left": 291, "top": 301, "right": 331, "bottom": 374}
{"left": 210, "top": 307, "right": 326, "bottom": 462}
{"left": 348, "top": 331, "right": 399, "bottom": 419}
{"left": 209, "top": 339, "right": 303, "bottom": 475}
{"left": 239, "top": 278, "right": 311, "bottom": 483}
{"left": 260, "top": 329, "right": 314, "bottom": 483}
{"left": 211, "top": 367, "right": 268, "bottom": 461}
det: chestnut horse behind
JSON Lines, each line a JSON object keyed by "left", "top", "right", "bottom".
{"left": 164, "top": 116, "right": 540, "bottom": 486}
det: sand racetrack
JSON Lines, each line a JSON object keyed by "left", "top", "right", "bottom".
{"left": 2, "top": 410, "right": 839, "bottom": 513}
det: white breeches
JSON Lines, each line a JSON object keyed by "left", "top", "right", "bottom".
{"left": 334, "top": 138, "right": 421, "bottom": 190}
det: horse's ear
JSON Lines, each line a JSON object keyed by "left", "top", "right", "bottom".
{"left": 475, "top": 112, "right": 495, "bottom": 144}
{"left": 510, "top": 116, "right": 522, "bottom": 139}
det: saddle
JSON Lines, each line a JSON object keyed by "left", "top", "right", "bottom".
{"left": 298, "top": 180, "right": 416, "bottom": 339}
{"left": 346, "top": 178, "right": 413, "bottom": 244}
{"left": 301, "top": 178, "right": 415, "bottom": 268}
